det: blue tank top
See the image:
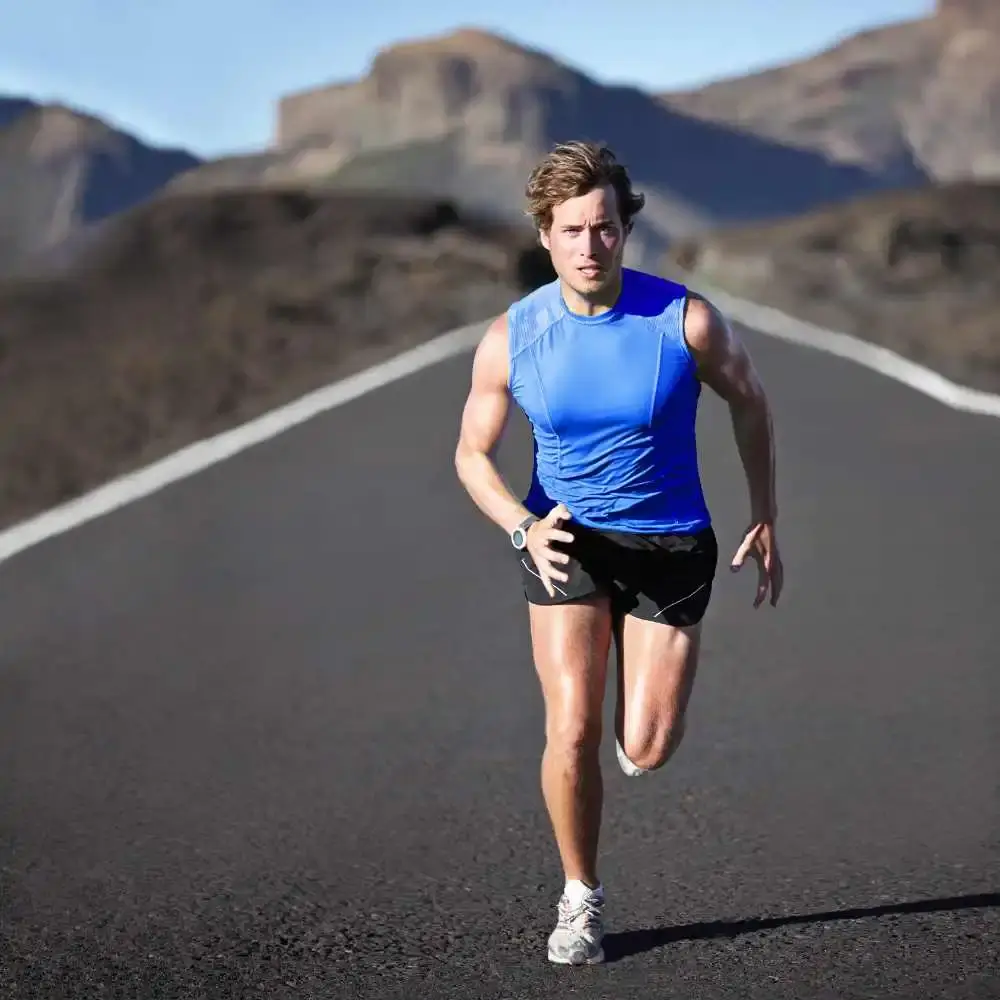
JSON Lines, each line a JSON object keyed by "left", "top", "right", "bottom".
{"left": 507, "top": 268, "right": 711, "bottom": 535}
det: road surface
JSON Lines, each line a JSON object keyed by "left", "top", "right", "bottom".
{"left": 1, "top": 321, "right": 999, "bottom": 999}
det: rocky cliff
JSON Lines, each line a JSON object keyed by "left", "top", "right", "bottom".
{"left": 660, "top": 0, "right": 1000, "bottom": 182}
{"left": 0, "top": 100, "right": 201, "bottom": 274}
{"left": 173, "top": 28, "right": 903, "bottom": 268}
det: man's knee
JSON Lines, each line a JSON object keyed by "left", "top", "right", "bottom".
{"left": 622, "top": 713, "right": 687, "bottom": 771}
{"left": 546, "top": 711, "right": 603, "bottom": 758}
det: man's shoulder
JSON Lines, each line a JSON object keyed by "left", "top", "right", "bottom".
{"left": 480, "top": 278, "right": 554, "bottom": 340}
{"left": 505, "top": 277, "right": 562, "bottom": 350}
{"left": 624, "top": 267, "right": 688, "bottom": 317}
{"left": 625, "top": 266, "right": 687, "bottom": 296}
{"left": 677, "top": 288, "right": 736, "bottom": 358}
{"left": 508, "top": 276, "right": 561, "bottom": 317}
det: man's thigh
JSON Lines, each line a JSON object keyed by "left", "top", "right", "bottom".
{"left": 528, "top": 595, "right": 615, "bottom": 731}
{"left": 608, "top": 526, "right": 718, "bottom": 738}
{"left": 613, "top": 525, "right": 719, "bottom": 628}
{"left": 613, "top": 613, "right": 703, "bottom": 723}
{"left": 513, "top": 523, "right": 621, "bottom": 730}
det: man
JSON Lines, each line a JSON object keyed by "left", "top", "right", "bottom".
{"left": 453, "top": 140, "right": 783, "bottom": 966}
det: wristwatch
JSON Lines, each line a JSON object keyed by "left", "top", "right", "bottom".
{"left": 510, "top": 514, "right": 539, "bottom": 550}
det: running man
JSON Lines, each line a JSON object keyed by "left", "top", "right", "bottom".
{"left": 454, "top": 140, "right": 783, "bottom": 966}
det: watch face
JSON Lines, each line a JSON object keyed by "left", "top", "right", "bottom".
{"left": 511, "top": 528, "right": 527, "bottom": 549}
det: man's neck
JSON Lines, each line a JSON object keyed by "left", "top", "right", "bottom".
{"left": 560, "top": 270, "right": 624, "bottom": 318}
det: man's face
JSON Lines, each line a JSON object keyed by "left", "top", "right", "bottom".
{"left": 540, "top": 184, "right": 627, "bottom": 300}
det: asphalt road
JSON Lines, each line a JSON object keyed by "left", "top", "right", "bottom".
{"left": 1, "top": 321, "right": 999, "bottom": 1000}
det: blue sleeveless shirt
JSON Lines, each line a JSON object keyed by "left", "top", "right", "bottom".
{"left": 507, "top": 268, "right": 711, "bottom": 535}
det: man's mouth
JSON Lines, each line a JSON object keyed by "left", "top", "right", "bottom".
{"left": 578, "top": 265, "right": 602, "bottom": 278}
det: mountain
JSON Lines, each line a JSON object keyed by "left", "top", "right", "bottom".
{"left": 665, "top": 181, "right": 1000, "bottom": 393}
{"left": 0, "top": 96, "right": 36, "bottom": 129}
{"left": 0, "top": 99, "right": 202, "bottom": 274}
{"left": 171, "top": 28, "right": 909, "bottom": 268}
{"left": 659, "top": 0, "right": 1000, "bottom": 183}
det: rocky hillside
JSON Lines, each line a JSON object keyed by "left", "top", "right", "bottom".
{"left": 0, "top": 100, "right": 201, "bottom": 274}
{"left": 0, "top": 96, "right": 36, "bottom": 128}
{"left": 171, "top": 28, "right": 905, "bottom": 268}
{"left": 665, "top": 181, "right": 1000, "bottom": 393}
{"left": 660, "top": 0, "right": 1000, "bottom": 183}
{"left": 0, "top": 187, "right": 553, "bottom": 529}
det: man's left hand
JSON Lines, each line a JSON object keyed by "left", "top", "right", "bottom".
{"left": 731, "top": 522, "right": 783, "bottom": 608}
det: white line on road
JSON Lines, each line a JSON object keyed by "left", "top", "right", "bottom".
{"left": 0, "top": 321, "right": 486, "bottom": 568}
{"left": 689, "top": 279, "right": 1000, "bottom": 419}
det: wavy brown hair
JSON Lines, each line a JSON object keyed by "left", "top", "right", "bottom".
{"left": 524, "top": 141, "right": 645, "bottom": 234}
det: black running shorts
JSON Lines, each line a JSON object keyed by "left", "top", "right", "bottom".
{"left": 517, "top": 522, "right": 719, "bottom": 627}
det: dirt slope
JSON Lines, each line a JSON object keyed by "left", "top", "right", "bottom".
{"left": 0, "top": 188, "right": 553, "bottom": 530}
{"left": 666, "top": 181, "right": 1000, "bottom": 393}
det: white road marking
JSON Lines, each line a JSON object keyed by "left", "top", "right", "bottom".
{"left": 1, "top": 274, "right": 998, "bottom": 570}
{"left": 688, "top": 278, "right": 1000, "bottom": 419}
{"left": 0, "top": 321, "right": 486, "bottom": 568}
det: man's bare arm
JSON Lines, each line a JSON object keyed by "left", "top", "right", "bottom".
{"left": 685, "top": 292, "right": 777, "bottom": 525}
{"left": 454, "top": 314, "right": 534, "bottom": 536}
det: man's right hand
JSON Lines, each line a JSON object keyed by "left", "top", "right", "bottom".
{"left": 525, "top": 503, "right": 575, "bottom": 598}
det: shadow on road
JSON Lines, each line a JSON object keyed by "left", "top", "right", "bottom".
{"left": 603, "top": 890, "right": 999, "bottom": 962}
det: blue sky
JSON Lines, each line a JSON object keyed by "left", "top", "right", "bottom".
{"left": 1, "top": 0, "right": 934, "bottom": 158}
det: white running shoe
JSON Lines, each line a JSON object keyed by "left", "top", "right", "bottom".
{"left": 616, "top": 739, "right": 647, "bottom": 777}
{"left": 547, "top": 879, "right": 605, "bottom": 965}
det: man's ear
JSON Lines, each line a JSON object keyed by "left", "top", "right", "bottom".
{"left": 539, "top": 226, "right": 551, "bottom": 251}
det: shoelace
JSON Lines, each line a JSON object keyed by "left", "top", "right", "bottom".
{"left": 557, "top": 894, "right": 603, "bottom": 934}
